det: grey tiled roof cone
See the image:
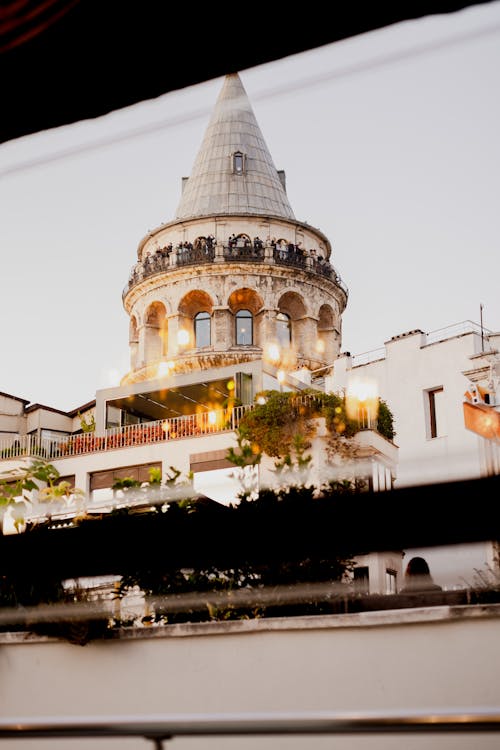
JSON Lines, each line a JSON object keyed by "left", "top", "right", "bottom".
{"left": 175, "top": 73, "right": 296, "bottom": 220}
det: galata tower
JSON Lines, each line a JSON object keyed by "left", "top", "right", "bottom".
{"left": 121, "top": 72, "right": 347, "bottom": 413}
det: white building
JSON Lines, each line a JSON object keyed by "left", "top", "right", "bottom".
{"left": 1, "top": 72, "right": 498, "bottom": 592}
{"left": 331, "top": 322, "right": 500, "bottom": 587}
{"left": 331, "top": 322, "right": 500, "bottom": 488}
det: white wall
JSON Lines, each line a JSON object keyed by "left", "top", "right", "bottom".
{"left": 0, "top": 394, "right": 26, "bottom": 436}
{"left": 0, "top": 606, "right": 499, "bottom": 750}
{"left": 26, "top": 408, "right": 73, "bottom": 435}
{"left": 49, "top": 432, "right": 240, "bottom": 499}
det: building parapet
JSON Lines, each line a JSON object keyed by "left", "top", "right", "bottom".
{"left": 423, "top": 320, "right": 492, "bottom": 347}
{"left": 350, "top": 320, "right": 493, "bottom": 368}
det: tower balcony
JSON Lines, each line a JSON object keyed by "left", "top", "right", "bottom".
{"left": 122, "top": 242, "right": 348, "bottom": 301}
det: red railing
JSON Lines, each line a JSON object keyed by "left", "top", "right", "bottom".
{"left": 0, "top": 405, "right": 253, "bottom": 460}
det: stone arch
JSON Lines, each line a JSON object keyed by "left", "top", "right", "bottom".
{"left": 228, "top": 288, "right": 264, "bottom": 347}
{"left": 144, "top": 301, "right": 168, "bottom": 363}
{"left": 278, "top": 291, "right": 307, "bottom": 320}
{"left": 235, "top": 232, "right": 251, "bottom": 248}
{"left": 318, "top": 304, "right": 334, "bottom": 329}
{"left": 193, "top": 235, "right": 208, "bottom": 253}
{"left": 178, "top": 290, "right": 214, "bottom": 350}
{"left": 129, "top": 315, "right": 139, "bottom": 343}
{"left": 227, "top": 288, "right": 263, "bottom": 315}
{"left": 317, "top": 303, "right": 336, "bottom": 363}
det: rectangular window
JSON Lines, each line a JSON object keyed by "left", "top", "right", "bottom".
{"left": 54, "top": 475, "right": 76, "bottom": 487}
{"left": 90, "top": 462, "right": 161, "bottom": 492}
{"left": 106, "top": 404, "right": 153, "bottom": 429}
{"left": 106, "top": 404, "right": 121, "bottom": 429}
{"left": 190, "top": 449, "right": 235, "bottom": 474}
{"left": 235, "top": 372, "right": 253, "bottom": 405}
{"left": 385, "top": 569, "right": 397, "bottom": 595}
{"left": 89, "top": 462, "right": 161, "bottom": 508}
{"left": 40, "top": 429, "right": 70, "bottom": 439}
{"left": 426, "top": 387, "right": 446, "bottom": 439}
{"left": 353, "top": 566, "right": 370, "bottom": 595}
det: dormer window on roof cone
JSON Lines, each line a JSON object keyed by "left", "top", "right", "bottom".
{"left": 122, "top": 72, "right": 348, "bottom": 387}
{"left": 232, "top": 151, "right": 246, "bottom": 175}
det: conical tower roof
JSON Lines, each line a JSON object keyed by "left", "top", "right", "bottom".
{"left": 174, "top": 73, "right": 295, "bottom": 221}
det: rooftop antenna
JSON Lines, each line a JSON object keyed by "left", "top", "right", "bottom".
{"left": 480, "top": 303, "right": 485, "bottom": 352}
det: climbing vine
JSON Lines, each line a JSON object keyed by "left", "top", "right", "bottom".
{"left": 232, "top": 389, "right": 394, "bottom": 473}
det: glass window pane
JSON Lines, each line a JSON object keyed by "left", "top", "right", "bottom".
{"left": 427, "top": 387, "right": 446, "bottom": 439}
{"left": 276, "top": 312, "right": 291, "bottom": 347}
{"left": 236, "top": 310, "right": 253, "bottom": 345}
{"left": 195, "top": 312, "right": 211, "bottom": 348}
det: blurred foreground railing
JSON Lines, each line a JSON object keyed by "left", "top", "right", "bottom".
{"left": 1, "top": 708, "right": 500, "bottom": 746}
{"left": 0, "top": 473, "right": 499, "bottom": 580}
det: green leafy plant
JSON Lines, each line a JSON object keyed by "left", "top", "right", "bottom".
{"left": 226, "top": 433, "right": 261, "bottom": 501}
{"left": 148, "top": 467, "right": 163, "bottom": 485}
{"left": 0, "top": 460, "right": 84, "bottom": 531}
{"left": 377, "top": 398, "right": 395, "bottom": 440}
{"left": 78, "top": 411, "right": 96, "bottom": 433}
{"left": 112, "top": 476, "right": 142, "bottom": 491}
{"left": 232, "top": 389, "right": 394, "bottom": 466}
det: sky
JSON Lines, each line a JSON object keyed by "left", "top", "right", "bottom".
{"left": 1, "top": 1, "right": 499, "bottom": 412}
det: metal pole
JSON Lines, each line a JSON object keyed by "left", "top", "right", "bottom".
{"left": 480, "top": 303, "right": 485, "bottom": 351}
{"left": 148, "top": 737, "right": 170, "bottom": 749}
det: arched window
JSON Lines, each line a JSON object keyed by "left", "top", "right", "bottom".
{"left": 194, "top": 312, "right": 211, "bottom": 348}
{"left": 276, "top": 312, "right": 291, "bottom": 347}
{"left": 236, "top": 309, "right": 253, "bottom": 345}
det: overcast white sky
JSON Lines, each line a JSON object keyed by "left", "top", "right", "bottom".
{"left": 1, "top": 1, "right": 499, "bottom": 412}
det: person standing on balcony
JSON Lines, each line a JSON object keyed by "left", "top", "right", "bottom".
{"left": 399, "top": 556, "right": 443, "bottom": 593}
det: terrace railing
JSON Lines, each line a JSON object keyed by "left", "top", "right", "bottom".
{"left": 0, "top": 404, "right": 254, "bottom": 461}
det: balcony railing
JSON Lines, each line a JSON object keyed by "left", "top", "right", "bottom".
{"left": 1, "top": 708, "right": 499, "bottom": 746}
{"left": 350, "top": 320, "right": 494, "bottom": 367}
{"left": 176, "top": 245, "right": 215, "bottom": 267}
{"left": 223, "top": 244, "right": 265, "bottom": 261}
{"left": 0, "top": 404, "right": 253, "bottom": 461}
{"left": 123, "top": 244, "right": 348, "bottom": 297}
{"left": 423, "top": 319, "right": 493, "bottom": 347}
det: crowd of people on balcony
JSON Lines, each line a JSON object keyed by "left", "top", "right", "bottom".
{"left": 126, "top": 234, "right": 340, "bottom": 289}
